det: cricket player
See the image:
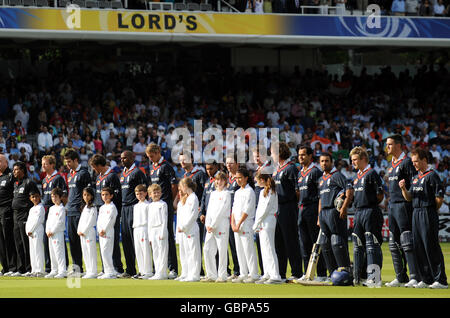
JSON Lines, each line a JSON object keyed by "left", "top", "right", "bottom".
{"left": 65, "top": 150, "right": 92, "bottom": 274}
{"left": 12, "top": 161, "right": 40, "bottom": 276}
{"left": 399, "top": 148, "right": 448, "bottom": 289}
{"left": 316, "top": 153, "right": 353, "bottom": 280}
{"left": 296, "top": 146, "right": 327, "bottom": 281}
{"left": 119, "top": 150, "right": 148, "bottom": 278}
{"left": 41, "top": 155, "right": 68, "bottom": 273}
{"left": 147, "top": 144, "right": 178, "bottom": 279}
{"left": 89, "top": 154, "right": 123, "bottom": 275}
{"left": 26, "top": 191, "right": 46, "bottom": 277}
{"left": 385, "top": 135, "right": 419, "bottom": 288}
{"left": 350, "top": 147, "right": 384, "bottom": 287}
{"left": 271, "top": 142, "right": 303, "bottom": 282}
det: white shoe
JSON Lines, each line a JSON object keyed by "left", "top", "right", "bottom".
{"left": 232, "top": 276, "right": 246, "bottom": 283}
{"left": 45, "top": 272, "right": 57, "bottom": 278}
{"left": 183, "top": 277, "right": 199, "bottom": 282}
{"left": 415, "top": 281, "right": 429, "bottom": 288}
{"left": 243, "top": 277, "right": 258, "bottom": 283}
{"left": 141, "top": 274, "right": 154, "bottom": 280}
{"left": 34, "top": 272, "right": 46, "bottom": 278}
{"left": 168, "top": 271, "right": 178, "bottom": 280}
{"left": 255, "top": 277, "right": 269, "bottom": 284}
{"left": 429, "top": 281, "right": 448, "bottom": 289}
{"left": 200, "top": 277, "right": 216, "bottom": 282}
{"left": 264, "top": 278, "right": 283, "bottom": 285}
{"left": 3, "top": 271, "right": 14, "bottom": 277}
{"left": 54, "top": 273, "right": 67, "bottom": 279}
{"left": 174, "top": 276, "right": 186, "bottom": 281}
{"left": 215, "top": 277, "right": 227, "bottom": 283}
{"left": 227, "top": 274, "right": 238, "bottom": 281}
{"left": 98, "top": 273, "right": 116, "bottom": 279}
{"left": 22, "top": 272, "right": 33, "bottom": 277}
{"left": 82, "top": 274, "right": 98, "bottom": 279}
{"left": 385, "top": 278, "right": 403, "bottom": 287}
{"left": 404, "top": 279, "right": 418, "bottom": 288}
{"left": 149, "top": 275, "right": 167, "bottom": 280}
{"left": 11, "top": 272, "right": 23, "bottom": 277}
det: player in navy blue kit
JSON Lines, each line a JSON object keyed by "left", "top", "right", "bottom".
{"left": 385, "top": 135, "right": 419, "bottom": 288}
{"left": 119, "top": 150, "right": 148, "bottom": 278}
{"left": 0, "top": 154, "right": 18, "bottom": 276}
{"left": 179, "top": 152, "right": 208, "bottom": 277}
{"left": 41, "top": 155, "right": 68, "bottom": 273}
{"left": 296, "top": 146, "right": 327, "bottom": 281}
{"left": 314, "top": 152, "right": 353, "bottom": 281}
{"left": 64, "top": 150, "right": 92, "bottom": 274}
{"left": 146, "top": 144, "right": 178, "bottom": 279}
{"left": 225, "top": 155, "right": 241, "bottom": 280}
{"left": 271, "top": 142, "right": 302, "bottom": 282}
{"left": 12, "top": 161, "right": 40, "bottom": 276}
{"left": 89, "top": 154, "right": 124, "bottom": 276}
{"left": 350, "top": 147, "right": 384, "bottom": 287}
{"left": 399, "top": 148, "right": 448, "bottom": 289}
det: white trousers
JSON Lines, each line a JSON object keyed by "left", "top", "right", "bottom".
{"left": 149, "top": 227, "right": 168, "bottom": 278}
{"left": 49, "top": 231, "right": 67, "bottom": 275}
{"left": 99, "top": 228, "right": 115, "bottom": 275}
{"left": 133, "top": 226, "right": 153, "bottom": 276}
{"left": 29, "top": 226, "right": 45, "bottom": 274}
{"left": 80, "top": 228, "right": 97, "bottom": 275}
{"left": 179, "top": 230, "right": 201, "bottom": 280}
{"left": 234, "top": 230, "right": 259, "bottom": 279}
{"left": 203, "top": 230, "right": 229, "bottom": 280}
{"left": 259, "top": 226, "right": 281, "bottom": 280}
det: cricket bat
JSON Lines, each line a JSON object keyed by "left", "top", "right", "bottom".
{"left": 304, "top": 229, "right": 322, "bottom": 281}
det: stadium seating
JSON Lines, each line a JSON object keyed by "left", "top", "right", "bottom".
{"left": 111, "top": 0, "right": 123, "bottom": 8}
{"left": 174, "top": 2, "right": 185, "bottom": 10}
{"left": 85, "top": 0, "right": 98, "bottom": 7}
{"left": 58, "top": 0, "right": 71, "bottom": 6}
{"left": 35, "top": 0, "right": 49, "bottom": 6}
{"left": 23, "top": 0, "right": 35, "bottom": 6}
{"left": 97, "top": 0, "right": 111, "bottom": 7}
{"left": 187, "top": 2, "right": 199, "bottom": 10}
{"left": 72, "top": 0, "right": 85, "bottom": 6}
{"left": 6, "top": 0, "right": 23, "bottom": 5}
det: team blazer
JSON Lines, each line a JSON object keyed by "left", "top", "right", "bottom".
{"left": 253, "top": 189, "right": 278, "bottom": 232}
{"left": 133, "top": 200, "right": 149, "bottom": 228}
{"left": 205, "top": 190, "right": 231, "bottom": 233}
{"left": 26, "top": 203, "right": 45, "bottom": 235}
{"left": 177, "top": 193, "right": 199, "bottom": 236}
{"left": 46, "top": 203, "right": 66, "bottom": 234}
{"left": 148, "top": 200, "right": 168, "bottom": 239}
{"left": 97, "top": 203, "right": 118, "bottom": 234}
{"left": 77, "top": 206, "right": 98, "bottom": 235}
{"left": 232, "top": 184, "right": 256, "bottom": 232}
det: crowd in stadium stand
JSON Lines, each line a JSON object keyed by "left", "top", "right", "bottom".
{"left": 0, "top": 61, "right": 448, "bottom": 212}
{"left": 126, "top": 0, "right": 450, "bottom": 16}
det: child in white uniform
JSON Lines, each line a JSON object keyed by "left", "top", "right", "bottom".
{"left": 97, "top": 187, "right": 118, "bottom": 279}
{"left": 148, "top": 184, "right": 169, "bottom": 280}
{"left": 77, "top": 187, "right": 98, "bottom": 279}
{"left": 176, "top": 177, "right": 201, "bottom": 282}
{"left": 231, "top": 167, "right": 259, "bottom": 283}
{"left": 253, "top": 172, "right": 282, "bottom": 284}
{"left": 26, "top": 191, "right": 46, "bottom": 277}
{"left": 202, "top": 172, "right": 231, "bottom": 283}
{"left": 45, "top": 188, "right": 67, "bottom": 279}
{"left": 133, "top": 184, "right": 153, "bottom": 279}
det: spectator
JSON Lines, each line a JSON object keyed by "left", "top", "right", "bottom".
{"left": 405, "top": 0, "right": 419, "bottom": 14}
{"left": 37, "top": 125, "right": 53, "bottom": 155}
{"left": 419, "top": 0, "right": 433, "bottom": 15}
{"left": 391, "top": 0, "right": 406, "bottom": 15}
{"left": 434, "top": 0, "right": 445, "bottom": 15}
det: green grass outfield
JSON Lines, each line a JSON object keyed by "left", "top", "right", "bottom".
{"left": 1, "top": 242, "right": 450, "bottom": 298}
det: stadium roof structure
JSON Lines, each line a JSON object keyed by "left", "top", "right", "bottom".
{"left": 0, "top": 7, "right": 449, "bottom": 47}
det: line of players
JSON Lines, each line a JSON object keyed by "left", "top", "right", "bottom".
{"left": 0, "top": 135, "right": 447, "bottom": 288}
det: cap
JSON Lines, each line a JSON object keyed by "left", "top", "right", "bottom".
{"left": 106, "top": 152, "right": 113, "bottom": 157}
{"left": 147, "top": 123, "right": 154, "bottom": 128}
{"left": 158, "top": 125, "right": 165, "bottom": 131}
{"left": 29, "top": 166, "right": 35, "bottom": 172}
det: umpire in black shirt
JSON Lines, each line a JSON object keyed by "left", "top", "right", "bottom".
{"left": 89, "top": 154, "right": 124, "bottom": 275}
{"left": 64, "top": 150, "right": 92, "bottom": 274}
{"left": 0, "top": 154, "right": 17, "bottom": 275}
{"left": 12, "top": 161, "right": 39, "bottom": 275}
